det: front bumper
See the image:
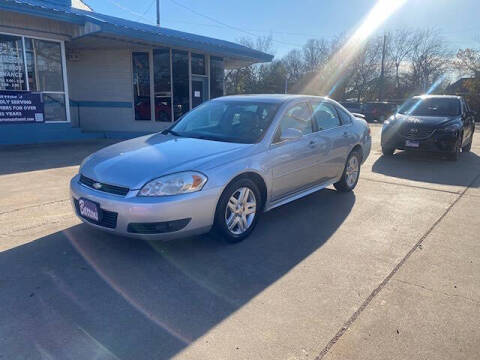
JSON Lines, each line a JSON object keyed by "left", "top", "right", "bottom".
{"left": 381, "top": 127, "right": 459, "bottom": 153}
{"left": 70, "top": 174, "right": 221, "bottom": 240}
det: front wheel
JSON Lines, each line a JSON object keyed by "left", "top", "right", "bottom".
{"left": 212, "top": 178, "right": 261, "bottom": 243}
{"left": 448, "top": 137, "right": 462, "bottom": 161}
{"left": 462, "top": 140, "right": 472, "bottom": 152}
{"left": 334, "top": 150, "right": 361, "bottom": 192}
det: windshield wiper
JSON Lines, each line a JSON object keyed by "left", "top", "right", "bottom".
{"left": 162, "top": 129, "right": 182, "bottom": 137}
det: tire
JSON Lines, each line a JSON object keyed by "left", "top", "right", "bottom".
{"left": 334, "top": 150, "right": 362, "bottom": 192}
{"left": 462, "top": 140, "right": 472, "bottom": 152}
{"left": 212, "top": 177, "right": 261, "bottom": 243}
{"left": 448, "top": 138, "right": 461, "bottom": 161}
{"left": 382, "top": 146, "right": 395, "bottom": 156}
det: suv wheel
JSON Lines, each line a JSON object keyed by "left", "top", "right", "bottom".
{"left": 334, "top": 150, "right": 361, "bottom": 192}
{"left": 212, "top": 178, "right": 261, "bottom": 243}
{"left": 462, "top": 140, "right": 472, "bottom": 152}
{"left": 449, "top": 139, "right": 461, "bottom": 161}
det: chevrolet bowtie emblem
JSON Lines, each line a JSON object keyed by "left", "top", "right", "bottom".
{"left": 92, "top": 182, "right": 102, "bottom": 189}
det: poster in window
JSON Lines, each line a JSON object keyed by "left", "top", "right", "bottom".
{"left": 0, "top": 90, "right": 44, "bottom": 123}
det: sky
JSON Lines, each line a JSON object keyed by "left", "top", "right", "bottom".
{"left": 83, "top": 0, "right": 479, "bottom": 58}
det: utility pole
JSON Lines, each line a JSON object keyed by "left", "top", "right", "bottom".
{"left": 378, "top": 32, "right": 387, "bottom": 101}
{"left": 156, "top": 0, "right": 160, "bottom": 26}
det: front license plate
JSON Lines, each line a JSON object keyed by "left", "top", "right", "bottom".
{"left": 405, "top": 140, "right": 419, "bottom": 148}
{"left": 79, "top": 198, "right": 100, "bottom": 222}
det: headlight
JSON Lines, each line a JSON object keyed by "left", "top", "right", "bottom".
{"left": 383, "top": 116, "right": 395, "bottom": 126}
{"left": 138, "top": 171, "right": 207, "bottom": 197}
{"left": 439, "top": 124, "right": 459, "bottom": 133}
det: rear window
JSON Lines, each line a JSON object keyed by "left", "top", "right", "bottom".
{"left": 398, "top": 98, "right": 461, "bottom": 117}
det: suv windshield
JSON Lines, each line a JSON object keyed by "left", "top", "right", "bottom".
{"left": 398, "top": 97, "right": 461, "bottom": 117}
{"left": 169, "top": 100, "right": 281, "bottom": 143}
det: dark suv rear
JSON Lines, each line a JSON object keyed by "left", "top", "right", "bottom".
{"left": 362, "top": 102, "right": 398, "bottom": 122}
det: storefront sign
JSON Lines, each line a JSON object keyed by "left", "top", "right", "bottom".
{"left": 0, "top": 91, "right": 44, "bottom": 123}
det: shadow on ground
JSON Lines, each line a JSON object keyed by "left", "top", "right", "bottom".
{"left": 0, "top": 189, "right": 354, "bottom": 360}
{"left": 372, "top": 150, "right": 480, "bottom": 187}
{"left": 0, "top": 140, "right": 119, "bottom": 175}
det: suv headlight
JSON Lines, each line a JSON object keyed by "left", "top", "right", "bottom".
{"left": 138, "top": 171, "right": 207, "bottom": 197}
{"left": 440, "top": 124, "right": 460, "bottom": 133}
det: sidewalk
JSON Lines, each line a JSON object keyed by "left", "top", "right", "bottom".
{"left": 323, "top": 175, "right": 480, "bottom": 360}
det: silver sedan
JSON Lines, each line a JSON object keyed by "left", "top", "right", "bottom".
{"left": 70, "top": 95, "right": 371, "bottom": 243}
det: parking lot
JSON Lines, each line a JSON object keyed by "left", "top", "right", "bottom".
{"left": 1, "top": 125, "right": 479, "bottom": 360}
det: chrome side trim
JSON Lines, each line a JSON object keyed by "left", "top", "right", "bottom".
{"left": 264, "top": 179, "right": 336, "bottom": 212}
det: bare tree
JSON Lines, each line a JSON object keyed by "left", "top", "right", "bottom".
{"left": 387, "top": 29, "right": 415, "bottom": 95}
{"left": 302, "top": 38, "right": 329, "bottom": 73}
{"left": 408, "top": 29, "right": 450, "bottom": 92}
{"left": 348, "top": 36, "right": 383, "bottom": 101}
{"left": 282, "top": 49, "right": 304, "bottom": 83}
{"left": 453, "top": 48, "right": 480, "bottom": 77}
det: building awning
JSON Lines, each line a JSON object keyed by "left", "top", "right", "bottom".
{"left": 0, "top": 0, "right": 273, "bottom": 65}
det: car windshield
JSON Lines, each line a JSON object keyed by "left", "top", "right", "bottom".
{"left": 398, "top": 98, "right": 461, "bottom": 116}
{"left": 169, "top": 100, "right": 281, "bottom": 143}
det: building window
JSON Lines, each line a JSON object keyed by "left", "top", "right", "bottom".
{"left": 153, "top": 48, "right": 172, "bottom": 122}
{"left": 210, "top": 56, "right": 224, "bottom": 99}
{"left": 172, "top": 50, "right": 189, "bottom": 120}
{"left": 132, "top": 52, "right": 151, "bottom": 120}
{"left": 0, "top": 34, "right": 26, "bottom": 90}
{"left": 0, "top": 34, "right": 68, "bottom": 122}
{"left": 191, "top": 53, "right": 205, "bottom": 75}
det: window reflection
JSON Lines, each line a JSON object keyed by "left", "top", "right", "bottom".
{"left": 191, "top": 53, "right": 205, "bottom": 75}
{"left": 132, "top": 52, "right": 151, "bottom": 120}
{"left": 172, "top": 50, "right": 189, "bottom": 120}
{"left": 32, "top": 40, "right": 63, "bottom": 92}
{"left": 210, "top": 56, "right": 224, "bottom": 99}
{"left": 153, "top": 48, "right": 172, "bottom": 122}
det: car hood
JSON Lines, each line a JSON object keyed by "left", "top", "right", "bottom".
{"left": 80, "top": 133, "right": 252, "bottom": 190}
{"left": 393, "top": 113, "right": 459, "bottom": 127}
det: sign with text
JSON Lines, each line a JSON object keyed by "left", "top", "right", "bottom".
{"left": 0, "top": 91, "right": 44, "bottom": 123}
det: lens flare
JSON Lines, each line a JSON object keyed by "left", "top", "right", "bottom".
{"left": 301, "top": 0, "right": 408, "bottom": 96}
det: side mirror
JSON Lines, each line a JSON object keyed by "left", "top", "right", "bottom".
{"left": 280, "top": 127, "right": 303, "bottom": 142}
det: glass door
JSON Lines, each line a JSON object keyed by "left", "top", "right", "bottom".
{"left": 191, "top": 75, "right": 208, "bottom": 109}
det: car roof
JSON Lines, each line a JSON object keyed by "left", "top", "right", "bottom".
{"left": 215, "top": 94, "right": 330, "bottom": 104}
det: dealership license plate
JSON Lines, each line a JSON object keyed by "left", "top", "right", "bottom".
{"left": 405, "top": 140, "right": 419, "bottom": 148}
{"left": 78, "top": 198, "right": 100, "bottom": 222}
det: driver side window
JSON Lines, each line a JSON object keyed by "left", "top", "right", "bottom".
{"left": 274, "top": 102, "right": 312, "bottom": 143}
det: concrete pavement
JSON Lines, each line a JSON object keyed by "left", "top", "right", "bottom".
{"left": 0, "top": 126, "right": 479, "bottom": 359}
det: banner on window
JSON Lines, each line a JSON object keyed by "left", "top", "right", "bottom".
{"left": 0, "top": 90, "right": 44, "bottom": 123}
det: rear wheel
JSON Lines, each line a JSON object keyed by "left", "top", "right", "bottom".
{"left": 212, "top": 178, "right": 261, "bottom": 243}
{"left": 334, "top": 150, "right": 361, "bottom": 192}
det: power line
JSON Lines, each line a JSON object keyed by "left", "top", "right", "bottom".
{"left": 166, "top": 0, "right": 303, "bottom": 48}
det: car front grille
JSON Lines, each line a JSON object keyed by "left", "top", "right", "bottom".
{"left": 79, "top": 175, "right": 130, "bottom": 196}
{"left": 400, "top": 126, "right": 435, "bottom": 140}
{"left": 73, "top": 198, "right": 118, "bottom": 229}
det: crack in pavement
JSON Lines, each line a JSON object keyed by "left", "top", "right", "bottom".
{"left": 0, "top": 198, "right": 70, "bottom": 216}
{"left": 361, "top": 177, "right": 464, "bottom": 195}
{"left": 315, "top": 171, "right": 480, "bottom": 360}
{"left": 391, "top": 278, "right": 480, "bottom": 306}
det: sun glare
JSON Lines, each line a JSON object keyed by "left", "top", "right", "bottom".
{"left": 302, "top": 0, "right": 408, "bottom": 96}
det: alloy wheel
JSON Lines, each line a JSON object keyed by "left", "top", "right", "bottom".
{"left": 224, "top": 187, "right": 257, "bottom": 235}
{"left": 345, "top": 155, "right": 359, "bottom": 188}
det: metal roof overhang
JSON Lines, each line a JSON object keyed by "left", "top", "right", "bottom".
{"left": 0, "top": 0, "right": 273, "bottom": 67}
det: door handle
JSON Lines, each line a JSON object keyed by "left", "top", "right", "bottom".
{"left": 308, "top": 140, "right": 316, "bottom": 148}
{"left": 343, "top": 131, "right": 349, "bottom": 137}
